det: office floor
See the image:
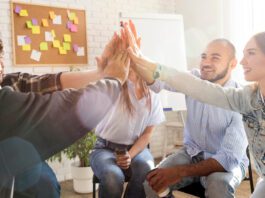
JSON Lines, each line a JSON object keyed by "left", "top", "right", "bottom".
{"left": 60, "top": 171, "right": 258, "bottom": 198}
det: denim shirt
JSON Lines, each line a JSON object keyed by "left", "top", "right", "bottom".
{"left": 151, "top": 69, "right": 248, "bottom": 172}
{"left": 159, "top": 67, "right": 265, "bottom": 178}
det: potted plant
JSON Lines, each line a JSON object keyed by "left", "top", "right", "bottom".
{"left": 49, "top": 131, "right": 97, "bottom": 193}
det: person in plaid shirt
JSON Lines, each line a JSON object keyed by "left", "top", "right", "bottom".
{"left": 0, "top": 34, "right": 129, "bottom": 198}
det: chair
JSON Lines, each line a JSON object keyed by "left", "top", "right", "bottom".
{"left": 178, "top": 146, "right": 255, "bottom": 197}
{"left": 92, "top": 144, "right": 150, "bottom": 198}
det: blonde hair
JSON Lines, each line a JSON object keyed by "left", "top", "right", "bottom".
{"left": 121, "top": 77, "right": 151, "bottom": 116}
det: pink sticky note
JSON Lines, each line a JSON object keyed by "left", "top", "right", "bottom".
{"left": 73, "top": 44, "right": 78, "bottom": 52}
{"left": 24, "top": 36, "right": 31, "bottom": 44}
{"left": 32, "top": 18, "right": 38, "bottom": 26}
{"left": 14, "top": 6, "right": 21, "bottom": 14}
{"left": 70, "top": 24, "right": 78, "bottom": 32}
{"left": 67, "top": 21, "right": 72, "bottom": 29}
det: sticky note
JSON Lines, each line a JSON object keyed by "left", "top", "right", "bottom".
{"left": 53, "top": 40, "right": 60, "bottom": 48}
{"left": 40, "top": 42, "right": 48, "bottom": 51}
{"left": 73, "top": 17, "right": 79, "bottom": 25}
{"left": 17, "top": 35, "right": 26, "bottom": 46}
{"left": 45, "top": 31, "right": 54, "bottom": 42}
{"left": 30, "top": 50, "right": 41, "bottom": 62}
{"left": 14, "top": 6, "right": 21, "bottom": 14}
{"left": 32, "top": 26, "right": 40, "bottom": 34}
{"left": 63, "top": 42, "right": 70, "bottom": 51}
{"left": 63, "top": 34, "right": 71, "bottom": 42}
{"left": 66, "top": 21, "right": 72, "bottom": 29}
{"left": 59, "top": 47, "right": 67, "bottom": 55}
{"left": 69, "top": 12, "right": 76, "bottom": 21}
{"left": 22, "top": 44, "right": 31, "bottom": 51}
{"left": 53, "top": 15, "right": 62, "bottom": 25}
{"left": 32, "top": 18, "right": 38, "bottom": 26}
{"left": 77, "top": 47, "right": 85, "bottom": 56}
{"left": 26, "top": 21, "right": 33, "bottom": 29}
{"left": 24, "top": 36, "right": 31, "bottom": 44}
{"left": 73, "top": 44, "right": 78, "bottom": 52}
{"left": 51, "top": 30, "right": 56, "bottom": 38}
{"left": 70, "top": 24, "right": 77, "bottom": 32}
{"left": 49, "top": 11, "right": 55, "bottom": 19}
{"left": 19, "top": 9, "right": 28, "bottom": 17}
{"left": 42, "top": 19, "right": 49, "bottom": 27}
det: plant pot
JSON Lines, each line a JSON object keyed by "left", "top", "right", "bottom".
{"left": 71, "top": 161, "right": 96, "bottom": 193}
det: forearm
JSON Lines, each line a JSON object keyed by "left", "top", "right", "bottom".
{"left": 178, "top": 158, "right": 225, "bottom": 178}
{"left": 60, "top": 69, "right": 102, "bottom": 89}
{"left": 129, "top": 127, "right": 153, "bottom": 158}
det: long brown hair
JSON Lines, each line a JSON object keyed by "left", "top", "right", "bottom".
{"left": 254, "top": 32, "right": 265, "bottom": 55}
{"left": 121, "top": 75, "right": 151, "bottom": 116}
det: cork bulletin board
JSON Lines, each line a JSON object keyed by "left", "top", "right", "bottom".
{"left": 11, "top": 1, "right": 88, "bottom": 66}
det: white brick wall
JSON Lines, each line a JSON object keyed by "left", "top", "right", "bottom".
{"left": 0, "top": 0, "right": 178, "bottom": 181}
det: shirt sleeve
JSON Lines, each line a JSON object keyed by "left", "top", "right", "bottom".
{"left": 211, "top": 112, "right": 248, "bottom": 171}
{"left": 0, "top": 79, "right": 121, "bottom": 167}
{"left": 1, "top": 72, "right": 63, "bottom": 94}
{"left": 147, "top": 92, "right": 166, "bottom": 126}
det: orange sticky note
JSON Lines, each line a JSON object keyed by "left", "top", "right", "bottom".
{"left": 73, "top": 17, "right": 79, "bottom": 24}
{"left": 42, "top": 19, "right": 49, "bottom": 27}
{"left": 51, "top": 30, "right": 56, "bottom": 38}
{"left": 49, "top": 11, "right": 55, "bottom": 19}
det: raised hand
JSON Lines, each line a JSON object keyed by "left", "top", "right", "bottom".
{"left": 103, "top": 50, "right": 130, "bottom": 84}
{"left": 124, "top": 22, "right": 157, "bottom": 84}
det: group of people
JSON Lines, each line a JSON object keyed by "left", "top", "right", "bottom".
{"left": 1, "top": 20, "right": 265, "bottom": 198}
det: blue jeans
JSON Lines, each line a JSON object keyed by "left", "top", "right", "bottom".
{"left": 15, "top": 161, "right": 60, "bottom": 198}
{"left": 90, "top": 141, "right": 154, "bottom": 198}
{"left": 145, "top": 147, "right": 245, "bottom": 198}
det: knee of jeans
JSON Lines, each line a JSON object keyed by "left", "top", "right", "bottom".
{"left": 100, "top": 169, "right": 125, "bottom": 192}
{"left": 205, "top": 173, "right": 234, "bottom": 195}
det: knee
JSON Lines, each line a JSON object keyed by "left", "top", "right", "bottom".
{"left": 100, "top": 169, "right": 125, "bottom": 196}
{"left": 205, "top": 173, "right": 234, "bottom": 197}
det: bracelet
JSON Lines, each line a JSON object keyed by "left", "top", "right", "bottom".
{"left": 153, "top": 63, "right": 162, "bottom": 80}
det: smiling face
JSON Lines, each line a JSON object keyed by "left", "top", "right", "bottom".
{"left": 200, "top": 39, "right": 237, "bottom": 85}
{"left": 240, "top": 35, "right": 265, "bottom": 83}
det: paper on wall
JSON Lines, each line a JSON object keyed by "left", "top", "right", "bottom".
{"left": 77, "top": 47, "right": 84, "bottom": 56}
{"left": 30, "top": 50, "right": 41, "bottom": 62}
{"left": 17, "top": 35, "right": 26, "bottom": 46}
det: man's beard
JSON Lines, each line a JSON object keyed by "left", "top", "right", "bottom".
{"left": 203, "top": 66, "right": 229, "bottom": 83}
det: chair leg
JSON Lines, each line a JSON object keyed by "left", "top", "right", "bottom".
{"left": 93, "top": 181, "right": 96, "bottom": 198}
{"left": 246, "top": 147, "right": 255, "bottom": 193}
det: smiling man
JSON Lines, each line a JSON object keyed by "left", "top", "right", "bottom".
{"left": 145, "top": 39, "right": 249, "bottom": 198}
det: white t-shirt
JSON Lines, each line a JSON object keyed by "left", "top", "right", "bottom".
{"left": 95, "top": 80, "right": 165, "bottom": 145}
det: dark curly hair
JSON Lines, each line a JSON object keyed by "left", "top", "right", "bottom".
{"left": 0, "top": 39, "right": 3, "bottom": 55}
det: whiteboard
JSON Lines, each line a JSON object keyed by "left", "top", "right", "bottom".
{"left": 120, "top": 13, "right": 187, "bottom": 111}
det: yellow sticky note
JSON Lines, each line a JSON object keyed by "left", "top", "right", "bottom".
{"left": 51, "top": 30, "right": 56, "bottom": 38}
{"left": 26, "top": 20, "right": 33, "bottom": 29}
{"left": 40, "top": 42, "right": 48, "bottom": 51}
{"left": 59, "top": 47, "right": 67, "bottom": 55}
{"left": 32, "top": 26, "right": 40, "bottom": 34}
{"left": 63, "top": 34, "right": 71, "bottom": 42}
{"left": 69, "top": 12, "right": 76, "bottom": 21}
{"left": 49, "top": 11, "right": 55, "bottom": 19}
{"left": 73, "top": 17, "right": 79, "bottom": 24}
{"left": 63, "top": 42, "right": 70, "bottom": 51}
{"left": 19, "top": 9, "right": 28, "bottom": 17}
{"left": 22, "top": 44, "right": 31, "bottom": 51}
{"left": 42, "top": 19, "right": 49, "bottom": 27}
{"left": 53, "top": 40, "right": 60, "bottom": 48}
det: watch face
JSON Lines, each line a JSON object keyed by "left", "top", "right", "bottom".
{"left": 153, "top": 71, "right": 160, "bottom": 79}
